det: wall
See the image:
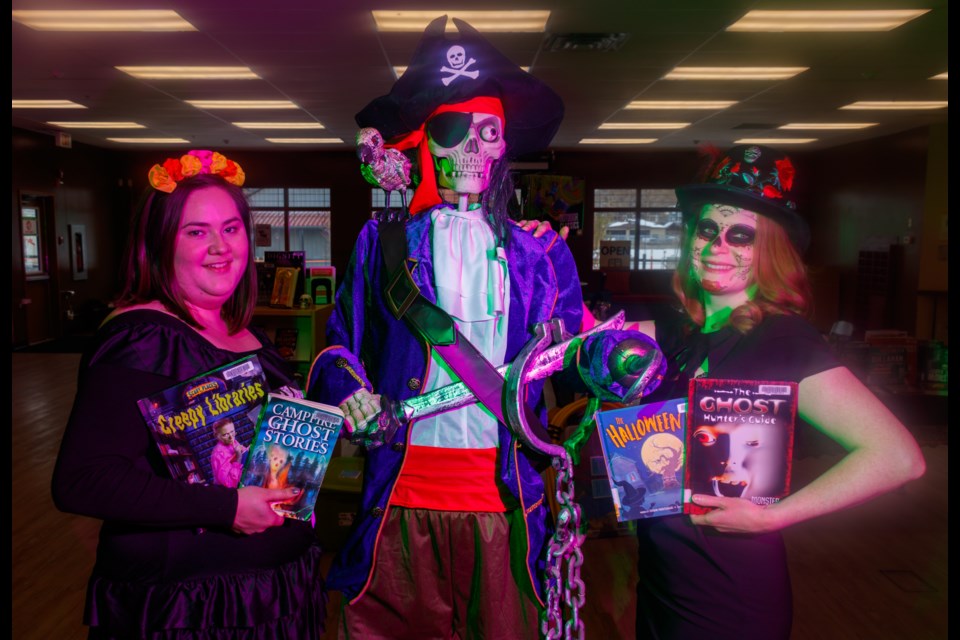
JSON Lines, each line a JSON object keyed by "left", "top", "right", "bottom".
{"left": 12, "top": 129, "right": 127, "bottom": 346}
{"left": 916, "top": 122, "right": 948, "bottom": 343}
{"left": 803, "top": 128, "right": 931, "bottom": 335}
{"left": 12, "top": 126, "right": 940, "bottom": 347}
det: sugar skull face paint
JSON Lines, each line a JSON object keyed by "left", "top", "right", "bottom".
{"left": 691, "top": 204, "right": 757, "bottom": 297}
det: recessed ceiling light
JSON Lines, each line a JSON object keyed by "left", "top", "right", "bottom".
{"left": 373, "top": 10, "right": 549, "bottom": 32}
{"left": 186, "top": 100, "right": 299, "bottom": 109}
{"left": 47, "top": 121, "right": 145, "bottom": 129}
{"left": 107, "top": 138, "right": 191, "bottom": 144}
{"left": 13, "top": 99, "right": 87, "bottom": 109}
{"left": 12, "top": 10, "right": 196, "bottom": 31}
{"left": 599, "top": 122, "right": 690, "bottom": 130}
{"left": 579, "top": 138, "right": 658, "bottom": 144}
{"left": 734, "top": 138, "right": 817, "bottom": 144}
{"left": 727, "top": 10, "right": 930, "bottom": 32}
{"left": 233, "top": 122, "right": 325, "bottom": 129}
{"left": 625, "top": 100, "right": 736, "bottom": 110}
{"left": 840, "top": 101, "right": 947, "bottom": 110}
{"left": 930, "top": 72, "right": 948, "bottom": 80}
{"left": 779, "top": 123, "right": 877, "bottom": 130}
{"left": 117, "top": 66, "right": 260, "bottom": 80}
{"left": 265, "top": 138, "right": 344, "bottom": 144}
{"left": 664, "top": 67, "right": 808, "bottom": 81}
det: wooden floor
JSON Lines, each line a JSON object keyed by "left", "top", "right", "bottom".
{"left": 13, "top": 352, "right": 948, "bottom": 640}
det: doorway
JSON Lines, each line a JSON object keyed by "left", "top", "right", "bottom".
{"left": 17, "top": 193, "right": 61, "bottom": 346}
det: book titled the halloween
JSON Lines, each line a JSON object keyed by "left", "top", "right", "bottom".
{"left": 684, "top": 378, "right": 798, "bottom": 515}
{"left": 595, "top": 397, "right": 687, "bottom": 521}
{"left": 238, "top": 393, "right": 344, "bottom": 521}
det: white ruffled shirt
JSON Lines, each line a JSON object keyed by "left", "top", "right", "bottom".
{"left": 408, "top": 205, "right": 510, "bottom": 449}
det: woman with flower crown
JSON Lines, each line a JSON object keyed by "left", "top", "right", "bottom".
{"left": 52, "top": 150, "right": 327, "bottom": 639}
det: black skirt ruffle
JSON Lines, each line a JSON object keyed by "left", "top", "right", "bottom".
{"left": 86, "top": 544, "right": 327, "bottom": 639}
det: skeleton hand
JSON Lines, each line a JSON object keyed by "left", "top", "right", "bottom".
{"left": 513, "top": 219, "right": 570, "bottom": 241}
{"left": 339, "top": 388, "right": 389, "bottom": 448}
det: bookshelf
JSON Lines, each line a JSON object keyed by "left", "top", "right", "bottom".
{"left": 252, "top": 304, "right": 335, "bottom": 380}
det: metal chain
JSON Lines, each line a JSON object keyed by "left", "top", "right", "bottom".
{"left": 542, "top": 452, "right": 585, "bottom": 640}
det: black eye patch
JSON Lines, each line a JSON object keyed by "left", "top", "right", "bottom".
{"left": 426, "top": 112, "right": 472, "bottom": 148}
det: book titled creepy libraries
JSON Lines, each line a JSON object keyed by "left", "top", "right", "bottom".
{"left": 684, "top": 378, "right": 798, "bottom": 516}
{"left": 595, "top": 397, "right": 688, "bottom": 521}
{"left": 238, "top": 394, "right": 345, "bottom": 521}
{"left": 137, "top": 355, "right": 268, "bottom": 488}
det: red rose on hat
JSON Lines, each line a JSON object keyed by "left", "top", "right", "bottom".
{"left": 776, "top": 158, "right": 795, "bottom": 191}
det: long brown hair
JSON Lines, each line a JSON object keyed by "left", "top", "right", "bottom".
{"left": 672, "top": 208, "right": 812, "bottom": 333}
{"left": 116, "top": 173, "right": 257, "bottom": 333}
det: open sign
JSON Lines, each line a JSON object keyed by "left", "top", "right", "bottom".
{"left": 599, "top": 241, "right": 631, "bottom": 269}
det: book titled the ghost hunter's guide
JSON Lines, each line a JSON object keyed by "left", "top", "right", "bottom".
{"left": 595, "top": 397, "right": 688, "bottom": 521}
{"left": 238, "top": 393, "right": 345, "bottom": 521}
{"left": 684, "top": 378, "right": 798, "bottom": 516}
{"left": 137, "top": 355, "right": 268, "bottom": 487}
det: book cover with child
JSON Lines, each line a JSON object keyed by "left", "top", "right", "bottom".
{"left": 137, "top": 355, "right": 268, "bottom": 487}
{"left": 238, "top": 393, "right": 345, "bottom": 521}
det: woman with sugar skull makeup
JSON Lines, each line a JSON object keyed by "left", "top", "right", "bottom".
{"left": 306, "top": 16, "right": 585, "bottom": 639}
{"left": 628, "top": 144, "right": 926, "bottom": 639}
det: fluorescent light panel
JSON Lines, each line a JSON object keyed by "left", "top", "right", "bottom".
{"left": 186, "top": 100, "right": 299, "bottom": 109}
{"left": 734, "top": 138, "right": 817, "bottom": 144}
{"left": 579, "top": 138, "right": 658, "bottom": 145}
{"left": 13, "top": 100, "right": 86, "bottom": 109}
{"left": 727, "top": 10, "right": 930, "bottom": 32}
{"left": 626, "top": 100, "right": 736, "bottom": 110}
{"left": 931, "top": 72, "right": 948, "bottom": 80}
{"left": 779, "top": 122, "right": 876, "bottom": 130}
{"left": 12, "top": 10, "right": 196, "bottom": 31}
{"left": 665, "top": 67, "right": 808, "bottom": 80}
{"left": 47, "top": 121, "right": 145, "bottom": 129}
{"left": 840, "top": 101, "right": 947, "bottom": 110}
{"left": 599, "top": 122, "right": 690, "bottom": 130}
{"left": 233, "top": 122, "right": 324, "bottom": 129}
{"left": 266, "top": 138, "right": 344, "bottom": 144}
{"left": 117, "top": 66, "right": 260, "bottom": 80}
{"left": 373, "top": 10, "right": 549, "bottom": 32}
{"left": 107, "top": 137, "right": 191, "bottom": 143}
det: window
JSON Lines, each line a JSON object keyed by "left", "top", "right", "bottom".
{"left": 245, "top": 188, "right": 331, "bottom": 269}
{"left": 592, "top": 188, "right": 682, "bottom": 271}
{"left": 371, "top": 188, "right": 408, "bottom": 218}
{"left": 20, "top": 205, "right": 44, "bottom": 276}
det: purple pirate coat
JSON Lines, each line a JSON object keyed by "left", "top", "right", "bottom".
{"left": 306, "top": 206, "right": 583, "bottom": 604}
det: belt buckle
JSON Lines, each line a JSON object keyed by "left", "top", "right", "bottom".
{"left": 385, "top": 263, "right": 420, "bottom": 319}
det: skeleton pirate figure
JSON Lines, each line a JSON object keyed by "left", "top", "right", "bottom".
{"left": 307, "top": 15, "right": 663, "bottom": 639}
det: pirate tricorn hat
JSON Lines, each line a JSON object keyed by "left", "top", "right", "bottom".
{"left": 675, "top": 144, "right": 810, "bottom": 253}
{"left": 356, "top": 15, "right": 564, "bottom": 158}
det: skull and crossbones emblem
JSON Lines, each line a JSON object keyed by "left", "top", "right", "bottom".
{"left": 440, "top": 45, "right": 479, "bottom": 86}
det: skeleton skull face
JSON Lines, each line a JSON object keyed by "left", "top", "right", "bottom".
{"left": 446, "top": 46, "right": 466, "bottom": 69}
{"left": 427, "top": 111, "right": 506, "bottom": 195}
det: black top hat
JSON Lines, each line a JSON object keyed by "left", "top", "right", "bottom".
{"left": 675, "top": 144, "right": 810, "bottom": 252}
{"left": 356, "top": 15, "right": 564, "bottom": 158}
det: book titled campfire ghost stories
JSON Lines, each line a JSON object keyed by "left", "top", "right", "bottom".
{"left": 595, "top": 397, "right": 688, "bottom": 521}
{"left": 238, "top": 393, "right": 344, "bottom": 521}
{"left": 684, "top": 378, "right": 798, "bottom": 516}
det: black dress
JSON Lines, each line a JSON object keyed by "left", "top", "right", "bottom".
{"left": 52, "top": 310, "right": 327, "bottom": 639}
{"left": 635, "top": 311, "right": 840, "bottom": 640}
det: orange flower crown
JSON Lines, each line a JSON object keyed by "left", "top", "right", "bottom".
{"left": 147, "top": 149, "right": 245, "bottom": 193}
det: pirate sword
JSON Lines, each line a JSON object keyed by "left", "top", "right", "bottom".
{"left": 378, "top": 311, "right": 627, "bottom": 426}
